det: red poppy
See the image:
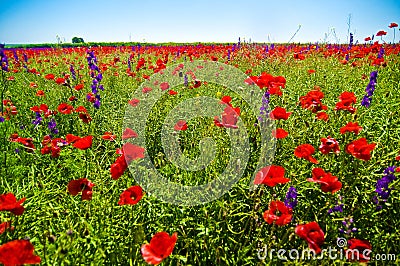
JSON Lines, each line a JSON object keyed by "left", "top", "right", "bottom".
{"left": 122, "top": 128, "right": 138, "bottom": 139}
{"left": 253, "top": 165, "right": 290, "bottom": 186}
{"left": 389, "top": 22, "right": 398, "bottom": 28}
{"left": 72, "top": 135, "right": 93, "bottom": 150}
{"left": 345, "top": 138, "right": 376, "bottom": 161}
{"left": 174, "top": 120, "right": 188, "bottom": 131}
{"left": 334, "top": 91, "right": 357, "bottom": 113}
{"left": 0, "top": 239, "right": 41, "bottom": 265}
{"left": 270, "top": 107, "right": 291, "bottom": 120}
{"left": 118, "top": 186, "right": 143, "bottom": 205}
{"left": 307, "top": 168, "right": 342, "bottom": 193}
{"left": 294, "top": 53, "right": 305, "bottom": 60}
{"left": 160, "top": 82, "right": 169, "bottom": 91}
{"left": 55, "top": 77, "right": 66, "bottom": 85}
{"left": 319, "top": 136, "right": 340, "bottom": 155}
{"left": 57, "top": 103, "right": 74, "bottom": 114}
{"left": 294, "top": 144, "right": 318, "bottom": 164}
{"left": 299, "top": 89, "right": 327, "bottom": 113}
{"left": 0, "top": 193, "right": 25, "bottom": 216}
{"left": 79, "top": 113, "right": 92, "bottom": 124}
{"left": 36, "top": 90, "right": 45, "bottom": 97}
{"left": 29, "top": 82, "right": 37, "bottom": 88}
{"left": 74, "top": 84, "right": 84, "bottom": 91}
{"left": 123, "top": 142, "right": 146, "bottom": 163}
{"left": 129, "top": 98, "right": 140, "bottom": 107}
{"left": 272, "top": 128, "right": 288, "bottom": 139}
{"left": 66, "top": 134, "right": 81, "bottom": 144}
{"left": 308, "top": 69, "right": 316, "bottom": 74}
{"left": 110, "top": 155, "right": 128, "bottom": 180}
{"left": 316, "top": 112, "right": 329, "bottom": 121}
{"left": 141, "top": 232, "right": 178, "bottom": 265}
{"left": 75, "top": 106, "right": 88, "bottom": 114}
{"left": 193, "top": 80, "right": 202, "bottom": 88}
{"left": 364, "top": 37, "right": 371, "bottom": 41}
{"left": 220, "top": 95, "right": 232, "bottom": 105}
{"left": 69, "top": 96, "right": 77, "bottom": 102}
{"left": 347, "top": 239, "right": 372, "bottom": 262}
{"left": 142, "top": 87, "right": 152, "bottom": 94}
{"left": 67, "top": 178, "right": 95, "bottom": 200}
{"left": 168, "top": 90, "right": 178, "bottom": 95}
{"left": 102, "top": 132, "right": 117, "bottom": 141}
{"left": 0, "top": 221, "right": 14, "bottom": 234}
{"left": 44, "top": 73, "right": 55, "bottom": 80}
{"left": 295, "top": 221, "right": 325, "bottom": 254}
{"left": 376, "top": 30, "right": 387, "bottom": 36}
{"left": 340, "top": 122, "right": 362, "bottom": 135}
{"left": 263, "top": 200, "right": 292, "bottom": 226}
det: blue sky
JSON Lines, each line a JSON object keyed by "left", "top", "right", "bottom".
{"left": 0, "top": 0, "right": 399, "bottom": 44}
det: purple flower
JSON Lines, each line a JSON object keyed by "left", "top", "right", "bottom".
{"left": 70, "top": 64, "right": 76, "bottom": 80}
{"left": 258, "top": 91, "right": 270, "bottom": 122}
{"left": 32, "top": 112, "right": 42, "bottom": 126}
{"left": 284, "top": 186, "right": 297, "bottom": 209}
{"left": 0, "top": 117, "right": 4, "bottom": 123}
{"left": 184, "top": 74, "right": 188, "bottom": 87}
{"left": 361, "top": 70, "right": 378, "bottom": 108}
{"left": 93, "top": 99, "right": 101, "bottom": 109}
{"left": 48, "top": 118, "right": 59, "bottom": 135}
{"left": 0, "top": 44, "right": 9, "bottom": 72}
{"left": 374, "top": 166, "right": 396, "bottom": 208}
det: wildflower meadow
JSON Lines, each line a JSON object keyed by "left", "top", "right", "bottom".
{"left": 0, "top": 25, "right": 400, "bottom": 265}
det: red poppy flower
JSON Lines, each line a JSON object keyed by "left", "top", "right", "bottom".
{"left": 319, "top": 136, "right": 340, "bottom": 155}
{"left": 74, "top": 84, "right": 84, "bottom": 91}
{"left": 270, "top": 107, "right": 292, "bottom": 120}
{"left": 75, "top": 106, "right": 88, "bottom": 114}
{"left": 294, "top": 144, "right": 318, "bottom": 164}
{"left": 299, "top": 88, "right": 327, "bottom": 113}
{"left": 364, "top": 37, "right": 371, "bottom": 41}
{"left": 0, "top": 239, "right": 41, "bottom": 265}
{"left": 272, "top": 128, "right": 288, "bottom": 139}
{"left": 118, "top": 186, "right": 143, "bottom": 205}
{"left": 160, "top": 82, "right": 169, "bottom": 91}
{"left": 295, "top": 221, "right": 325, "bottom": 254}
{"left": 0, "top": 221, "right": 14, "bottom": 234}
{"left": 0, "top": 193, "right": 25, "bottom": 216}
{"left": 44, "top": 73, "right": 55, "bottom": 80}
{"left": 141, "top": 232, "right": 178, "bottom": 265}
{"left": 220, "top": 95, "right": 232, "bottom": 105}
{"left": 36, "top": 90, "right": 45, "bottom": 97}
{"left": 193, "top": 80, "right": 202, "bottom": 88}
{"left": 129, "top": 98, "right": 140, "bottom": 107}
{"left": 307, "top": 168, "right": 342, "bottom": 193}
{"left": 67, "top": 178, "right": 95, "bottom": 200}
{"left": 142, "top": 87, "right": 152, "bottom": 94}
{"left": 122, "top": 128, "right": 138, "bottom": 139}
{"left": 338, "top": 91, "right": 357, "bottom": 106}
{"left": 174, "top": 120, "right": 188, "bottom": 131}
{"left": 102, "top": 132, "right": 117, "bottom": 141}
{"left": 347, "top": 239, "right": 372, "bottom": 262}
{"left": 57, "top": 103, "right": 74, "bottom": 114}
{"left": 66, "top": 134, "right": 81, "bottom": 144}
{"left": 123, "top": 142, "right": 146, "bottom": 163}
{"left": 253, "top": 165, "right": 290, "bottom": 186}
{"left": 263, "top": 201, "right": 292, "bottom": 226}
{"left": 72, "top": 135, "right": 93, "bottom": 150}
{"left": 389, "top": 22, "right": 398, "bottom": 28}
{"left": 168, "top": 90, "right": 177, "bottom": 95}
{"left": 340, "top": 122, "right": 362, "bottom": 135}
{"left": 29, "top": 82, "right": 37, "bottom": 88}
{"left": 308, "top": 69, "right": 316, "bottom": 74}
{"left": 345, "top": 138, "right": 376, "bottom": 161}
{"left": 376, "top": 30, "right": 387, "bottom": 36}
{"left": 110, "top": 155, "right": 128, "bottom": 180}
{"left": 316, "top": 112, "right": 329, "bottom": 121}
{"left": 294, "top": 53, "right": 305, "bottom": 60}
{"left": 55, "top": 77, "right": 66, "bottom": 85}
{"left": 79, "top": 113, "right": 92, "bottom": 124}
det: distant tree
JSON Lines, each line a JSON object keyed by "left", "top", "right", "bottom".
{"left": 72, "top": 37, "right": 85, "bottom": 43}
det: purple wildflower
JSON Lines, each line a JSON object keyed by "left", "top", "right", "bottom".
{"left": 361, "top": 70, "right": 378, "bottom": 108}
{"left": 284, "top": 186, "right": 297, "bottom": 209}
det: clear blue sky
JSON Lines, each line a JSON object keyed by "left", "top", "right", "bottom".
{"left": 0, "top": 0, "right": 399, "bottom": 44}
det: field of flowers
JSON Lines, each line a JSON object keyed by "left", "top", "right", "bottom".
{"left": 0, "top": 34, "right": 400, "bottom": 265}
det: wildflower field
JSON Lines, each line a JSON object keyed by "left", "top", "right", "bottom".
{"left": 0, "top": 35, "right": 400, "bottom": 265}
